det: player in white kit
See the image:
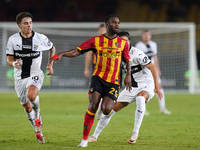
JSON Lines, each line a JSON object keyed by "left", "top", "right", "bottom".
{"left": 135, "top": 30, "right": 171, "bottom": 115}
{"left": 6, "top": 12, "right": 56, "bottom": 144}
{"left": 88, "top": 31, "right": 163, "bottom": 145}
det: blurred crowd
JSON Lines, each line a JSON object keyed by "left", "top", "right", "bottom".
{"left": 1, "top": 0, "right": 200, "bottom": 22}
{"left": 0, "top": 0, "right": 118, "bottom": 22}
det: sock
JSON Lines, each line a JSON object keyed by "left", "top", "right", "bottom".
{"left": 30, "top": 96, "right": 40, "bottom": 119}
{"left": 82, "top": 109, "right": 95, "bottom": 140}
{"left": 156, "top": 88, "right": 165, "bottom": 110}
{"left": 132, "top": 96, "right": 145, "bottom": 135}
{"left": 93, "top": 110, "right": 116, "bottom": 138}
{"left": 24, "top": 109, "right": 35, "bottom": 129}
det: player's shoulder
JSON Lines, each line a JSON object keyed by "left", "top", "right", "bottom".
{"left": 9, "top": 32, "right": 20, "bottom": 40}
{"left": 129, "top": 46, "right": 145, "bottom": 55}
{"left": 149, "top": 40, "right": 157, "bottom": 46}
{"left": 34, "top": 31, "right": 48, "bottom": 40}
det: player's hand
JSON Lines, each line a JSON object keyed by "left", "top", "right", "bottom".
{"left": 13, "top": 58, "right": 21, "bottom": 69}
{"left": 124, "top": 73, "right": 132, "bottom": 91}
{"left": 50, "top": 53, "right": 63, "bottom": 64}
{"left": 46, "top": 64, "right": 54, "bottom": 75}
{"left": 84, "top": 69, "right": 90, "bottom": 78}
{"left": 154, "top": 88, "right": 163, "bottom": 100}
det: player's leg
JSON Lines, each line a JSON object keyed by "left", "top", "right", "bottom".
{"left": 89, "top": 87, "right": 135, "bottom": 142}
{"left": 96, "top": 98, "right": 103, "bottom": 120}
{"left": 157, "top": 87, "right": 171, "bottom": 115}
{"left": 89, "top": 102, "right": 128, "bottom": 142}
{"left": 78, "top": 91, "right": 102, "bottom": 147}
{"left": 26, "top": 73, "right": 45, "bottom": 144}
{"left": 128, "top": 90, "right": 148, "bottom": 145}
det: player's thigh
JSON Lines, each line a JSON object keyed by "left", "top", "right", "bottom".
{"left": 117, "top": 87, "right": 137, "bottom": 104}
{"left": 89, "top": 75, "right": 104, "bottom": 96}
{"left": 15, "top": 79, "right": 28, "bottom": 105}
{"left": 101, "top": 96, "right": 115, "bottom": 115}
{"left": 26, "top": 71, "right": 44, "bottom": 91}
{"left": 137, "top": 85, "right": 155, "bottom": 103}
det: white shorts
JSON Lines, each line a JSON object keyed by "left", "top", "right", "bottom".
{"left": 15, "top": 71, "right": 44, "bottom": 105}
{"left": 117, "top": 84, "right": 155, "bottom": 104}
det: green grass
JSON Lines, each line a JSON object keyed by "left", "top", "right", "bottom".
{"left": 0, "top": 92, "right": 200, "bottom": 150}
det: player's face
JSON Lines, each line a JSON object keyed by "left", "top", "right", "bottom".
{"left": 107, "top": 17, "right": 120, "bottom": 34}
{"left": 97, "top": 27, "right": 106, "bottom": 36}
{"left": 18, "top": 17, "right": 32, "bottom": 36}
{"left": 121, "top": 36, "right": 130, "bottom": 46}
{"left": 142, "top": 31, "right": 151, "bottom": 43}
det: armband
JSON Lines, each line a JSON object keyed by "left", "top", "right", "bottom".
{"left": 52, "top": 54, "right": 58, "bottom": 60}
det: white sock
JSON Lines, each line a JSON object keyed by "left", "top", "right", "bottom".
{"left": 157, "top": 88, "right": 165, "bottom": 110}
{"left": 132, "top": 96, "right": 145, "bottom": 135}
{"left": 24, "top": 109, "right": 35, "bottom": 129}
{"left": 93, "top": 110, "right": 116, "bottom": 138}
{"left": 30, "top": 96, "right": 40, "bottom": 119}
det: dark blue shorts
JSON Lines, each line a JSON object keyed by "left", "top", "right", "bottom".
{"left": 89, "top": 75, "right": 119, "bottom": 102}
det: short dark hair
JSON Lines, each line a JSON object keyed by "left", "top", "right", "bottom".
{"left": 16, "top": 12, "right": 33, "bottom": 24}
{"left": 105, "top": 14, "right": 118, "bottom": 23}
{"left": 117, "top": 30, "right": 131, "bottom": 40}
{"left": 98, "top": 23, "right": 105, "bottom": 29}
{"left": 142, "top": 29, "right": 150, "bottom": 33}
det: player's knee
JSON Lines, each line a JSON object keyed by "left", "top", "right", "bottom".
{"left": 101, "top": 106, "right": 112, "bottom": 115}
{"left": 27, "top": 93, "right": 37, "bottom": 102}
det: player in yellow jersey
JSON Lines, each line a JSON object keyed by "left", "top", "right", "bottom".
{"left": 50, "top": 14, "right": 131, "bottom": 147}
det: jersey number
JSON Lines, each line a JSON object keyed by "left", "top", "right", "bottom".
{"left": 109, "top": 87, "right": 118, "bottom": 98}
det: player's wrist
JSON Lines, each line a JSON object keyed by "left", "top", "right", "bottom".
{"left": 52, "top": 54, "right": 58, "bottom": 60}
{"left": 12, "top": 61, "right": 16, "bottom": 67}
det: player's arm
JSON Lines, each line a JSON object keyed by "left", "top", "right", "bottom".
{"left": 46, "top": 46, "right": 56, "bottom": 75}
{"left": 84, "top": 51, "right": 93, "bottom": 78}
{"left": 7, "top": 55, "right": 21, "bottom": 69}
{"left": 124, "top": 61, "right": 132, "bottom": 91}
{"left": 153, "top": 55, "right": 161, "bottom": 76}
{"left": 145, "top": 62, "right": 163, "bottom": 100}
{"left": 50, "top": 48, "right": 81, "bottom": 63}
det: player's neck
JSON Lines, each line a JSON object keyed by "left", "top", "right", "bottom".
{"left": 143, "top": 41, "right": 149, "bottom": 45}
{"left": 105, "top": 33, "right": 117, "bottom": 39}
{"left": 21, "top": 31, "right": 33, "bottom": 38}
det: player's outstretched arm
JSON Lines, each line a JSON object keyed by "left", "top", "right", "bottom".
{"left": 46, "top": 46, "right": 56, "bottom": 75}
{"left": 124, "top": 61, "right": 132, "bottom": 91}
{"left": 145, "top": 62, "right": 163, "bottom": 100}
{"left": 50, "top": 49, "right": 81, "bottom": 63}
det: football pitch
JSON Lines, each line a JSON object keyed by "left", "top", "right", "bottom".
{"left": 0, "top": 92, "right": 199, "bottom": 150}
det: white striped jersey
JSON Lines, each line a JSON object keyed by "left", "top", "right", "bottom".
{"left": 122, "top": 46, "right": 154, "bottom": 87}
{"left": 135, "top": 40, "right": 157, "bottom": 64}
{"left": 6, "top": 31, "right": 53, "bottom": 79}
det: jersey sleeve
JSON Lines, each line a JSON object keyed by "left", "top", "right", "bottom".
{"left": 122, "top": 41, "right": 130, "bottom": 62}
{"left": 137, "top": 50, "right": 151, "bottom": 66}
{"left": 39, "top": 34, "right": 53, "bottom": 51}
{"left": 6, "top": 37, "right": 14, "bottom": 56}
{"left": 77, "top": 37, "right": 96, "bottom": 54}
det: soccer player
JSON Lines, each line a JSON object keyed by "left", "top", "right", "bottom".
{"left": 6, "top": 12, "right": 56, "bottom": 144}
{"left": 50, "top": 14, "right": 132, "bottom": 147}
{"left": 88, "top": 31, "right": 163, "bottom": 145}
{"left": 84, "top": 24, "right": 106, "bottom": 120}
{"left": 135, "top": 30, "right": 171, "bottom": 115}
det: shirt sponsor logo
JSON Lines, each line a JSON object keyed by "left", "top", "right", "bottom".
{"left": 15, "top": 52, "right": 40, "bottom": 58}
{"left": 99, "top": 52, "right": 120, "bottom": 58}
{"left": 22, "top": 45, "right": 32, "bottom": 49}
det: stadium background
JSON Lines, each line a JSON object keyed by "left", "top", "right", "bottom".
{"left": 0, "top": 0, "right": 200, "bottom": 92}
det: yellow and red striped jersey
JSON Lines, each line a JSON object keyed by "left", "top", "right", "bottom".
{"left": 77, "top": 34, "right": 130, "bottom": 85}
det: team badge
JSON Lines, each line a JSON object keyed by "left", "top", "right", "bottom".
{"left": 143, "top": 56, "right": 148, "bottom": 63}
{"left": 34, "top": 45, "right": 38, "bottom": 50}
{"left": 90, "top": 87, "right": 93, "bottom": 92}
{"left": 115, "top": 42, "right": 119, "bottom": 47}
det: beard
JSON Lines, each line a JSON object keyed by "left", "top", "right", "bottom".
{"left": 108, "top": 24, "right": 118, "bottom": 34}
